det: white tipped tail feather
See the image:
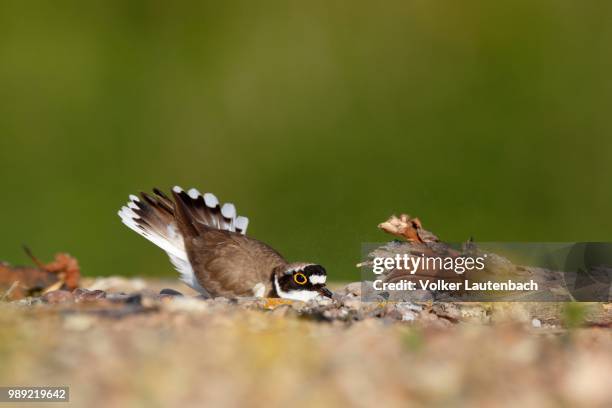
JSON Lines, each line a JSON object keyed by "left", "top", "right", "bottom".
{"left": 118, "top": 186, "right": 250, "bottom": 294}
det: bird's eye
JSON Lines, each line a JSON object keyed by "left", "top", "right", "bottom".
{"left": 293, "top": 272, "right": 307, "bottom": 285}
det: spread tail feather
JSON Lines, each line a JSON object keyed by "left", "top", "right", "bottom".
{"left": 117, "top": 186, "right": 249, "bottom": 293}
{"left": 170, "top": 186, "right": 249, "bottom": 235}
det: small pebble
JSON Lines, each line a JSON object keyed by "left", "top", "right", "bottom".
{"left": 532, "top": 318, "right": 542, "bottom": 328}
{"left": 343, "top": 282, "right": 363, "bottom": 297}
{"left": 106, "top": 292, "right": 131, "bottom": 302}
{"left": 14, "top": 298, "right": 43, "bottom": 307}
{"left": 73, "top": 288, "right": 106, "bottom": 302}
{"left": 402, "top": 312, "right": 417, "bottom": 321}
{"left": 123, "top": 294, "right": 142, "bottom": 305}
{"left": 160, "top": 288, "right": 184, "bottom": 296}
{"left": 316, "top": 298, "right": 334, "bottom": 307}
{"left": 42, "top": 290, "right": 74, "bottom": 304}
{"left": 342, "top": 296, "right": 362, "bottom": 310}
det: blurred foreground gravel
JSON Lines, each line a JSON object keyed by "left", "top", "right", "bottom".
{"left": 1, "top": 277, "right": 611, "bottom": 407}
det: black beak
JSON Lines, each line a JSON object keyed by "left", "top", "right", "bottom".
{"left": 318, "top": 286, "right": 333, "bottom": 298}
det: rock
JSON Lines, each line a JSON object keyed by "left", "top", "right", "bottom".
{"left": 342, "top": 282, "right": 363, "bottom": 297}
{"left": 160, "top": 288, "right": 183, "bottom": 296}
{"left": 73, "top": 288, "right": 107, "bottom": 302}
{"left": 106, "top": 293, "right": 141, "bottom": 304}
{"left": 13, "top": 298, "right": 42, "bottom": 307}
{"left": 401, "top": 311, "right": 417, "bottom": 321}
{"left": 315, "top": 297, "right": 334, "bottom": 307}
{"left": 42, "top": 290, "right": 74, "bottom": 304}
{"left": 158, "top": 288, "right": 184, "bottom": 302}
{"left": 531, "top": 318, "right": 542, "bottom": 328}
{"left": 388, "top": 289, "right": 434, "bottom": 302}
{"left": 323, "top": 308, "right": 349, "bottom": 321}
{"left": 341, "top": 295, "right": 362, "bottom": 310}
{"left": 386, "top": 302, "right": 422, "bottom": 321}
{"left": 288, "top": 301, "right": 309, "bottom": 313}
{"left": 123, "top": 294, "right": 142, "bottom": 305}
{"left": 341, "top": 281, "right": 380, "bottom": 300}
{"left": 428, "top": 303, "right": 490, "bottom": 324}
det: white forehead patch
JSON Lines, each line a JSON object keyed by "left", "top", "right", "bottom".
{"left": 309, "top": 275, "right": 326, "bottom": 285}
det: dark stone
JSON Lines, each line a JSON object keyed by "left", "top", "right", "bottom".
{"left": 160, "top": 288, "right": 184, "bottom": 296}
{"left": 124, "top": 294, "right": 142, "bottom": 305}
{"left": 73, "top": 288, "right": 107, "bottom": 302}
{"left": 104, "top": 292, "right": 142, "bottom": 305}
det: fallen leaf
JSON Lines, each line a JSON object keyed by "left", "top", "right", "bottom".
{"left": 378, "top": 214, "right": 439, "bottom": 243}
{"left": 0, "top": 248, "right": 81, "bottom": 300}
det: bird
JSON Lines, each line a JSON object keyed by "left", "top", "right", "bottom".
{"left": 118, "top": 186, "right": 332, "bottom": 301}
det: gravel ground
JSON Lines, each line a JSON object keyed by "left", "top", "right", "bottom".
{"left": 1, "top": 277, "right": 611, "bottom": 408}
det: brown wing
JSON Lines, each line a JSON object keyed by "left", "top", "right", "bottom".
{"left": 171, "top": 189, "right": 286, "bottom": 297}
{"left": 187, "top": 229, "right": 287, "bottom": 297}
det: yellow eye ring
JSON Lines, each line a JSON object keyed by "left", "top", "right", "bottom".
{"left": 294, "top": 272, "right": 307, "bottom": 285}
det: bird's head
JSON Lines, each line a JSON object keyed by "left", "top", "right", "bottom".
{"left": 273, "top": 263, "right": 333, "bottom": 301}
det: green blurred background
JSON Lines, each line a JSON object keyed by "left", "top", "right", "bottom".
{"left": 1, "top": 1, "right": 611, "bottom": 281}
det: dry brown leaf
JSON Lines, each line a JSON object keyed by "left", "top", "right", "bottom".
{"left": 378, "top": 214, "right": 439, "bottom": 243}
{"left": 0, "top": 248, "right": 81, "bottom": 300}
